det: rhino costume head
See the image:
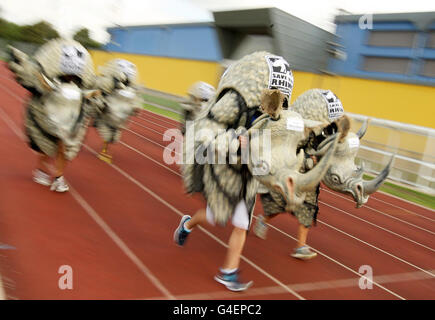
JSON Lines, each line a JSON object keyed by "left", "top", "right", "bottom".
{"left": 34, "top": 38, "right": 95, "bottom": 88}
{"left": 246, "top": 89, "right": 340, "bottom": 211}
{"left": 312, "top": 121, "right": 394, "bottom": 208}
{"left": 292, "top": 89, "right": 394, "bottom": 208}
{"left": 8, "top": 38, "right": 98, "bottom": 160}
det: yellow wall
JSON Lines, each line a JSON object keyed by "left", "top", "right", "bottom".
{"left": 90, "top": 50, "right": 434, "bottom": 129}
{"left": 292, "top": 71, "right": 435, "bottom": 129}
{"left": 90, "top": 50, "right": 221, "bottom": 97}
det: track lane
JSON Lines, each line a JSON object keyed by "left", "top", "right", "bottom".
{"left": 128, "top": 114, "right": 435, "bottom": 253}
{"left": 0, "top": 113, "right": 168, "bottom": 300}
{"left": 109, "top": 119, "right": 408, "bottom": 299}
{"left": 1, "top": 65, "right": 434, "bottom": 300}
{"left": 122, "top": 109, "right": 435, "bottom": 298}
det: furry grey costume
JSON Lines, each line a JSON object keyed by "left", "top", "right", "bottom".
{"left": 181, "top": 51, "right": 294, "bottom": 227}
{"left": 94, "top": 59, "right": 141, "bottom": 144}
{"left": 8, "top": 38, "right": 99, "bottom": 160}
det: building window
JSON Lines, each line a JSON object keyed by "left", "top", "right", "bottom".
{"left": 367, "top": 31, "right": 417, "bottom": 47}
{"left": 362, "top": 56, "right": 411, "bottom": 74}
{"left": 420, "top": 59, "right": 435, "bottom": 78}
{"left": 426, "top": 31, "right": 435, "bottom": 48}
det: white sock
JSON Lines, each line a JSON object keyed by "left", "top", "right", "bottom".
{"left": 220, "top": 268, "right": 238, "bottom": 274}
{"left": 183, "top": 221, "right": 192, "bottom": 232}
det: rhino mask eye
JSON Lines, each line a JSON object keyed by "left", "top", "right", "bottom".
{"left": 252, "top": 159, "right": 271, "bottom": 176}
{"left": 330, "top": 174, "right": 341, "bottom": 184}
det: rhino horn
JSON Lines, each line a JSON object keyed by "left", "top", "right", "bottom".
{"left": 362, "top": 154, "right": 395, "bottom": 195}
{"left": 356, "top": 118, "right": 370, "bottom": 140}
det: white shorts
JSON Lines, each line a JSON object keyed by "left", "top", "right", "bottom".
{"left": 206, "top": 200, "right": 250, "bottom": 230}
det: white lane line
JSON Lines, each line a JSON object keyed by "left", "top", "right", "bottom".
{"left": 119, "top": 141, "right": 181, "bottom": 177}
{"left": 0, "top": 273, "right": 5, "bottom": 300}
{"left": 0, "top": 244, "right": 16, "bottom": 250}
{"left": 124, "top": 127, "right": 182, "bottom": 156}
{"left": 145, "top": 268, "right": 435, "bottom": 300}
{"left": 138, "top": 110, "right": 179, "bottom": 126}
{"left": 254, "top": 216, "right": 405, "bottom": 300}
{"left": 317, "top": 219, "right": 435, "bottom": 278}
{"left": 82, "top": 144, "right": 306, "bottom": 300}
{"left": 0, "top": 102, "right": 175, "bottom": 300}
{"left": 321, "top": 188, "right": 435, "bottom": 234}
{"left": 319, "top": 200, "right": 435, "bottom": 252}
{"left": 132, "top": 117, "right": 172, "bottom": 130}
{"left": 116, "top": 130, "right": 408, "bottom": 299}
{"left": 373, "top": 192, "right": 435, "bottom": 222}
{"left": 138, "top": 113, "right": 173, "bottom": 130}
{"left": 0, "top": 82, "right": 28, "bottom": 104}
{"left": 68, "top": 187, "right": 175, "bottom": 300}
{"left": 129, "top": 119, "right": 183, "bottom": 144}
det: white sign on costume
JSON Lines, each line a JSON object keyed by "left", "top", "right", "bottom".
{"left": 116, "top": 59, "right": 137, "bottom": 80}
{"left": 60, "top": 45, "right": 86, "bottom": 76}
{"left": 348, "top": 136, "right": 360, "bottom": 149}
{"left": 286, "top": 117, "right": 304, "bottom": 132}
{"left": 265, "top": 55, "right": 294, "bottom": 99}
{"left": 320, "top": 90, "right": 344, "bottom": 120}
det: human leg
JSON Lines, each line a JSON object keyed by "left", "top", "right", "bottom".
{"left": 222, "top": 226, "right": 247, "bottom": 270}
{"left": 98, "top": 141, "right": 113, "bottom": 164}
{"left": 215, "top": 201, "right": 253, "bottom": 291}
{"left": 33, "top": 153, "right": 52, "bottom": 186}
{"left": 174, "top": 208, "right": 207, "bottom": 246}
{"left": 254, "top": 193, "right": 284, "bottom": 239}
{"left": 50, "top": 141, "right": 69, "bottom": 192}
{"left": 290, "top": 207, "right": 317, "bottom": 260}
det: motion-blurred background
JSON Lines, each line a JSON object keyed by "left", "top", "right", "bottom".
{"left": 0, "top": 0, "right": 434, "bottom": 199}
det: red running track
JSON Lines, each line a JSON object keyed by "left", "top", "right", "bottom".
{"left": 0, "top": 63, "right": 434, "bottom": 300}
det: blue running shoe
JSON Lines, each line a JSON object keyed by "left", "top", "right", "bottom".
{"left": 214, "top": 270, "right": 253, "bottom": 292}
{"left": 174, "top": 215, "right": 191, "bottom": 246}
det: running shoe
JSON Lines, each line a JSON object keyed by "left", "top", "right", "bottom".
{"left": 33, "top": 169, "right": 51, "bottom": 186}
{"left": 214, "top": 269, "right": 253, "bottom": 292}
{"left": 253, "top": 216, "right": 268, "bottom": 240}
{"left": 291, "top": 246, "right": 318, "bottom": 260}
{"left": 50, "top": 176, "right": 69, "bottom": 193}
{"left": 174, "top": 215, "right": 191, "bottom": 246}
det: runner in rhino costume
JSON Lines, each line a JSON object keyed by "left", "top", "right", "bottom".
{"left": 173, "top": 52, "right": 340, "bottom": 291}
{"left": 8, "top": 38, "right": 101, "bottom": 192}
{"left": 254, "top": 89, "right": 394, "bottom": 259}
{"left": 93, "top": 59, "right": 141, "bottom": 164}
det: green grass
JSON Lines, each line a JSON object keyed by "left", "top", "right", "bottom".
{"left": 143, "top": 95, "right": 435, "bottom": 211}
{"left": 363, "top": 174, "right": 435, "bottom": 210}
{"left": 143, "top": 93, "right": 183, "bottom": 113}
{"left": 143, "top": 103, "right": 182, "bottom": 122}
